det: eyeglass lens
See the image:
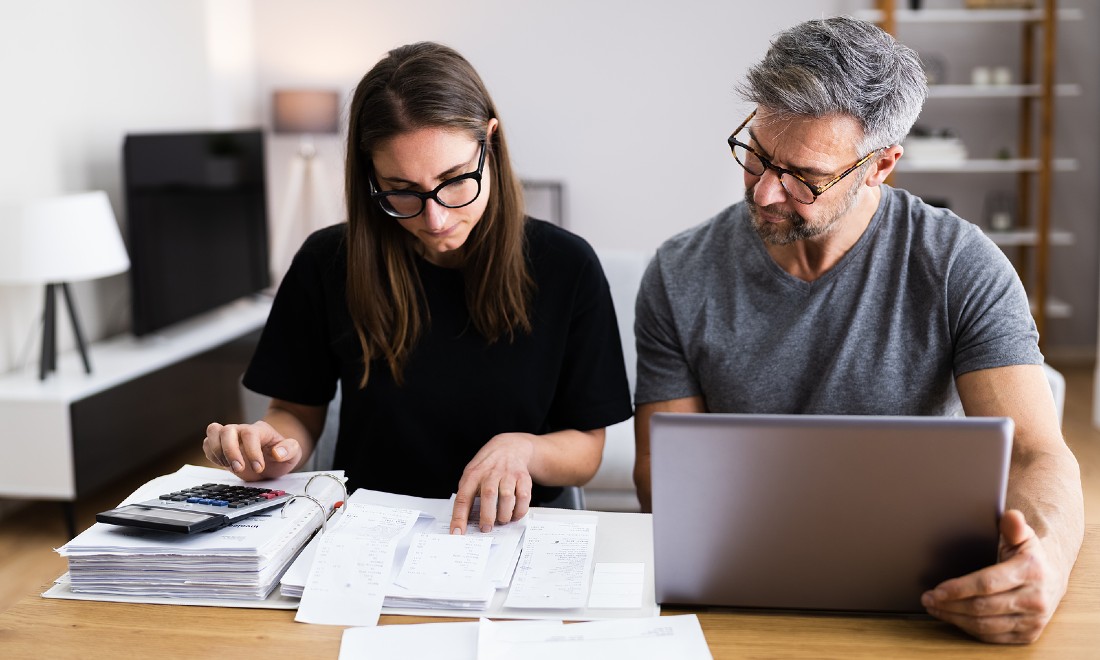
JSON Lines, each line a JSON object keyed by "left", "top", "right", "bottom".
{"left": 732, "top": 143, "right": 815, "bottom": 205}
{"left": 377, "top": 177, "right": 481, "bottom": 218}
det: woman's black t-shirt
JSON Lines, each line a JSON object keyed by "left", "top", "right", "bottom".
{"left": 243, "top": 218, "right": 633, "bottom": 503}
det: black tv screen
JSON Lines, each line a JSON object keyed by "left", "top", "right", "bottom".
{"left": 123, "top": 130, "right": 270, "bottom": 336}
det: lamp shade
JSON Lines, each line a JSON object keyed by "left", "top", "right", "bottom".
{"left": 0, "top": 191, "right": 130, "bottom": 284}
{"left": 272, "top": 90, "right": 340, "bottom": 134}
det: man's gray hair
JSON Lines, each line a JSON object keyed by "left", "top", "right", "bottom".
{"left": 738, "top": 16, "right": 927, "bottom": 153}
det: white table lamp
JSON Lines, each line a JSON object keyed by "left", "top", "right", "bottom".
{"left": 0, "top": 191, "right": 130, "bottom": 380}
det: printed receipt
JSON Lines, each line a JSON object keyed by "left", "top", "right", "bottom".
{"left": 295, "top": 503, "right": 420, "bottom": 626}
{"left": 503, "top": 515, "right": 598, "bottom": 609}
{"left": 394, "top": 532, "right": 494, "bottom": 598}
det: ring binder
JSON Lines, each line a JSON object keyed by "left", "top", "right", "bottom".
{"left": 281, "top": 494, "right": 330, "bottom": 534}
{"left": 306, "top": 472, "right": 348, "bottom": 508}
{"left": 281, "top": 473, "right": 347, "bottom": 535}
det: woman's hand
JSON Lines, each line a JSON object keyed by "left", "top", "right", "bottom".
{"left": 449, "top": 432, "right": 536, "bottom": 534}
{"left": 203, "top": 420, "right": 303, "bottom": 481}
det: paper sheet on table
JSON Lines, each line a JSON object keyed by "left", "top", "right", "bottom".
{"left": 394, "top": 533, "right": 494, "bottom": 599}
{"left": 587, "top": 562, "right": 646, "bottom": 609}
{"left": 503, "top": 515, "right": 597, "bottom": 608}
{"left": 294, "top": 503, "right": 419, "bottom": 626}
{"left": 337, "top": 620, "right": 563, "bottom": 660}
{"left": 476, "top": 615, "right": 713, "bottom": 660}
{"left": 282, "top": 489, "right": 526, "bottom": 607}
{"left": 421, "top": 510, "right": 526, "bottom": 589}
{"left": 282, "top": 503, "right": 658, "bottom": 621}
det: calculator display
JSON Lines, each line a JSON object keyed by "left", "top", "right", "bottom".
{"left": 97, "top": 503, "right": 227, "bottom": 533}
{"left": 106, "top": 505, "right": 214, "bottom": 524}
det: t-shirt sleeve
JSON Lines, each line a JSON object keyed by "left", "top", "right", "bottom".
{"left": 545, "top": 245, "right": 634, "bottom": 432}
{"left": 949, "top": 226, "right": 1043, "bottom": 376}
{"left": 242, "top": 236, "right": 340, "bottom": 405}
{"left": 633, "top": 253, "right": 702, "bottom": 405}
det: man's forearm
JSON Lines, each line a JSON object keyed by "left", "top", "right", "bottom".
{"left": 1007, "top": 446, "right": 1085, "bottom": 577}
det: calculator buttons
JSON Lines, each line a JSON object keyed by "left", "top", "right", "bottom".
{"left": 143, "top": 484, "right": 292, "bottom": 519}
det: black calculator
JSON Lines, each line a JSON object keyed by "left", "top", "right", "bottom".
{"left": 96, "top": 483, "right": 294, "bottom": 534}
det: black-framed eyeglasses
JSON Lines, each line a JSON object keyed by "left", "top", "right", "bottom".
{"left": 369, "top": 140, "right": 486, "bottom": 219}
{"left": 727, "top": 110, "right": 881, "bottom": 205}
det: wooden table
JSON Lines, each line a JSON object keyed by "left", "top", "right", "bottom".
{"left": 2, "top": 525, "right": 1097, "bottom": 659}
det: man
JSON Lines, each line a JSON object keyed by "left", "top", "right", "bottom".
{"left": 632, "top": 16, "right": 1083, "bottom": 644}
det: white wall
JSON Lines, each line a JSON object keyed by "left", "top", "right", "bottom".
{"left": 254, "top": 0, "right": 843, "bottom": 256}
{"left": 0, "top": 1, "right": 258, "bottom": 375}
{"left": 0, "top": 0, "right": 1096, "bottom": 377}
{"left": 253, "top": 0, "right": 1099, "bottom": 355}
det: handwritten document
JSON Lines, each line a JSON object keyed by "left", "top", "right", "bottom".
{"left": 503, "top": 515, "right": 597, "bottom": 609}
{"left": 394, "top": 533, "right": 494, "bottom": 599}
{"left": 295, "top": 503, "right": 419, "bottom": 626}
{"left": 424, "top": 514, "right": 526, "bottom": 588}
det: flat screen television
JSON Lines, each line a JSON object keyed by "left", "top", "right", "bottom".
{"left": 123, "top": 129, "right": 270, "bottom": 336}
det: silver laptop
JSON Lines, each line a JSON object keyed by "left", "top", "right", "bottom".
{"left": 650, "top": 413, "right": 1012, "bottom": 613}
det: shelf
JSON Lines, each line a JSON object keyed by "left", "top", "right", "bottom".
{"left": 0, "top": 295, "right": 271, "bottom": 501}
{"left": 0, "top": 295, "right": 272, "bottom": 402}
{"left": 869, "top": 2, "right": 1076, "bottom": 343}
{"left": 926, "top": 84, "right": 1081, "bottom": 99}
{"left": 895, "top": 158, "right": 1077, "bottom": 173}
{"left": 986, "top": 229, "right": 1074, "bottom": 247}
{"left": 856, "top": 8, "right": 1083, "bottom": 23}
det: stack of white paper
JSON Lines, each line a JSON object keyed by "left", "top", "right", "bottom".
{"left": 280, "top": 489, "right": 527, "bottom": 615}
{"left": 57, "top": 464, "right": 345, "bottom": 600}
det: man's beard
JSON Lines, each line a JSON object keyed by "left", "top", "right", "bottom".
{"left": 744, "top": 181, "right": 861, "bottom": 246}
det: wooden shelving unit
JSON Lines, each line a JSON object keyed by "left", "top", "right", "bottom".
{"left": 863, "top": 0, "right": 1077, "bottom": 344}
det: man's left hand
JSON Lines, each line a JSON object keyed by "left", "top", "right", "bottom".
{"left": 921, "top": 509, "right": 1067, "bottom": 644}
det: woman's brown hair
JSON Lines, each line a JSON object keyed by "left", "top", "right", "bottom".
{"left": 345, "top": 42, "right": 532, "bottom": 387}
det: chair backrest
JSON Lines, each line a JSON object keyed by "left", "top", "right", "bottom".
{"left": 582, "top": 249, "right": 652, "bottom": 511}
{"left": 595, "top": 248, "right": 652, "bottom": 395}
{"left": 1042, "top": 362, "right": 1065, "bottom": 426}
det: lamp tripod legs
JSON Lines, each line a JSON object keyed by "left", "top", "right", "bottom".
{"left": 38, "top": 282, "right": 93, "bottom": 381}
{"left": 39, "top": 284, "right": 56, "bottom": 381}
{"left": 61, "top": 282, "right": 92, "bottom": 375}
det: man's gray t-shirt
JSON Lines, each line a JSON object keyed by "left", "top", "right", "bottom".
{"left": 635, "top": 185, "right": 1042, "bottom": 415}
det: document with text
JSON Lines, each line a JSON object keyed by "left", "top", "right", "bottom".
{"left": 477, "top": 615, "right": 712, "bottom": 660}
{"left": 295, "top": 503, "right": 419, "bottom": 626}
{"left": 503, "top": 515, "right": 598, "bottom": 609}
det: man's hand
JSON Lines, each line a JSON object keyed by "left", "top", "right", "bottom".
{"left": 449, "top": 433, "right": 536, "bottom": 534}
{"left": 921, "top": 509, "right": 1068, "bottom": 643}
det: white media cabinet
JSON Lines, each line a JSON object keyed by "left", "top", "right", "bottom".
{"left": 0, "top": 296, "right": 272, "bottom": 528}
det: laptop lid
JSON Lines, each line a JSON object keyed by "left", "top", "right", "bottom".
{"left": 650, "top": 413, "right": 1012, "bottom": 613}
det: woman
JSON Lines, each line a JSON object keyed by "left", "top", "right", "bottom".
{"left": 203, "top": 42, "right": 632, "bottom": 534}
